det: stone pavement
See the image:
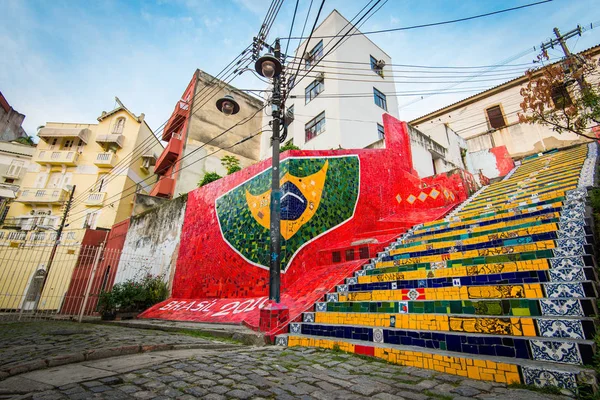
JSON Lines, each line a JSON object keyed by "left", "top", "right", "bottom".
{"left": 0, "top": 321, "right": 238, "bottom": 379}
{"left": 0, "top": 345, "right": 571, "bottom": 399}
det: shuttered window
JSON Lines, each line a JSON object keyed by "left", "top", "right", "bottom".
{"left": 486, "top": 105, "right": 506, "bottom": 129}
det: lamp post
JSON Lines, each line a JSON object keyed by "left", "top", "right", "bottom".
{"left": 217, "top": 39, "right": 285, "bottom": 304}
{"left": 255, "top": 39, "right": 284, "bottom": 303}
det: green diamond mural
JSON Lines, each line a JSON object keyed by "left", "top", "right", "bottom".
{"left": 216, "top": 156, "right": 360, "bottom": 271}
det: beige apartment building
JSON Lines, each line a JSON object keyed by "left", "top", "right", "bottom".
{"left": 410, "top": 45, "right": 600, "bottom": 159}
{"left": 2, "top": 99, "right": 163, "bottom": 241}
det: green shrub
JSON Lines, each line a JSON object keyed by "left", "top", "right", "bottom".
{"left": 199, "top": 172, "right": 222, "bottom": 187}
{"left": 281, "top": 140, "right": 300, "bottom": 152}
{"left": 221, "top": 155, "right": 241, "bottom": 175}
{"left": 97, "top": 274, "right": 168, "bottom": 314}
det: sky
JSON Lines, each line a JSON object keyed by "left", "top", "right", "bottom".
{"left": 1, "top": 0, "right": 599, "bottom": 139}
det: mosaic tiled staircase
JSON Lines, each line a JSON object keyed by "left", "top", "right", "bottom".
{"left": 276, "top": 143, "right": 599, "bottom": 394}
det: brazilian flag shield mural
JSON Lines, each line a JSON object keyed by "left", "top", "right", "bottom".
{"left": 216, "top": 156, "right": 360, "bottom": 271}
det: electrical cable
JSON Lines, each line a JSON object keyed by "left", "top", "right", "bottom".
{"left": 67, "top": 116, "right": 269, "bottom": 225}
{"left": 68, "top": 50, "right": 255, "bottom": 208}
{"left": 284, "top": 0, "right": 553, "bottom": 39}
{"left": 284, "top": 0, "right": 300, "bottom": 58}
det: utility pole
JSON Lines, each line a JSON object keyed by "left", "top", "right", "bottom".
{"left": 541, "top": 26, "right": 586, "bottom": 90}
{"left": 33, "top": 184, "right": 76, "bottom": 312}
{"left": 268, "top": 38, "right": 283, "bottom": 303}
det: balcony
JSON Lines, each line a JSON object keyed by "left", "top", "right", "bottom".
{"left": 17, "top": 187, "right": 69, "bottom": 204}
{"left": 38, "top": 127, "right": 90, "bottom": 144}
{"left": 162, "top": 101, "right": 189, "bottom": 141}
{"left": 94, "top": 152, "right": 118, "bottom": 168}
{"left": 150, "top": 177, "right": 175, "bottom": 198}
{"left": 96, "top": 134, "right": 125, "bottom": 149}
{"left": 36, "top": 150, "right": 79, "bottom": 166}
{"left": 154, "top": 137, "right": 182, "bottom": 175}
{"left": 84, "top": 192, "right": 106, "bottom": 206}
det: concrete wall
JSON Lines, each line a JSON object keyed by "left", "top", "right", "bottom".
{"left": 469, "top": 145, "right": 515, "bottom": 180}
{"left": 260, "top": 10, "right": 399, "bottom": 159}
{"left": 174, "top": 70, "right": 264, "bottom": 196}
{"left": 114, "top": 194, "right": 187, "bottom": 287}
{"left": 0, "top": 92, "right": 27, "bottom": 142}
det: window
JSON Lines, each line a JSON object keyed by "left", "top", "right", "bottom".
{"left": 332, "top": 251, "right": 341, "bottom": 263}
{"left": 359, "top": 246, "right": 369, "bottom": 259}
{"left": 6, "top": 160, "right": 24, "bottom": 178}
{"left": 63, "top": 139, "right": 74, "bottom": 149}
{"left": 113, "top": 117, "right": 126, "bottom": 134}
{"left": 377, "top": 123, "right": 385, "bottom": 140}
{"left": 83, "top": 211, "right": 99, "bottom": 229}
{"left": 370, "top": 55, "right": 384, "bottom": 77}
{"left": 50, "top": 138, "right": 58, "bottom": 149}
{"left": 485, "top": 105, "right": 506, "bottom": 129}
{"left": 305, "top": 40, "right": 323, "bottom": 69}
{"left": 305, "top": 79, "right": 324, "bottom": 104}
{"left": 551, "top": 84, "right": 573, "bottom": 109}
{"left": 345, "top": 249, "right": 355, "bottom": 261}
{"left": 305, "top": 112, "right": 326, "bottom": 142}
{"left": 373, "top": 88, "right": 387, "bottom": 111}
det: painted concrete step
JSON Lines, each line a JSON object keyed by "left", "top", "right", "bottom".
{"left": 275, "top": 333, "right": 595, "bottom": 394}
{"left": 326, "top": 280, "right": 598, "bottom": 304}
{"left": 288, "top": 322, "right": 594, "bottom": 366}
{"left": 316, "top": 297, "right": 598, "bottom": 319}
{"left": 299, "top": 311, "right": 597, "bottom": 340}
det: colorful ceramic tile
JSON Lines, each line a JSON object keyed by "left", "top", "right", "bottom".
{"left": 540, "top": 299, "right": 584, "bottom": 316}
{"left": 530, "top": 340, "right": 582, "bottom": 365}
{"left": 537, "top": 319, "right": 584, "bottom": 339}
{"left": 521, "top": 367, "right": 577, "bottom": 392}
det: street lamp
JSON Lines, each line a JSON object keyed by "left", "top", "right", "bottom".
{"left": 216, "top": 95, "right": 240, "bottom": 116}
{"left": 216, "top": 39, "right": 285, "bottom": 305}
{"left": 255, "top": 53, "right": 282, "bottom": 79}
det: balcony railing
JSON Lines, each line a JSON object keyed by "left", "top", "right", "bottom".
{"left": 155, "top": 137, "right": 182, "bottom": 175}
{"left": 94, "top": 152, "right": 118, "bottom": 168}
{"left": 150, "top": 177, "right": 175, "bottom": 198}
{"left": 84, "top": 192, "right": 106, "bottom": 206}
{"left": 17, "top": 187, "right": 70, "bottom": 204}
{"left": 163, "top": 101, "right": 189, "bottom": 141}
{"left": 36, "top": 150, "right": 79, "bottom": 166}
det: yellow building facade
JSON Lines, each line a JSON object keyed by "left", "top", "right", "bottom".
{"left": 0, "top": 100, "right": 163, "bottom": 312}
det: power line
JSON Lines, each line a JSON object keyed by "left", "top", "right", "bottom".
{"left": 284, "top": 0, "right": 553, "bottom": 39}
{"left": 289, "top": 0, "right": 327, "bottom": 89}
{"left": 295, "top": 72, "right": 524, "bottom": 84}
{"left": 68, "top": 121, "right": 269, "bottom": 226}
{"left": 69, "top": 49, "right": 255, "bottom": 208}
{"left": 284, "top": 0, "right": 300, "bottom": 57}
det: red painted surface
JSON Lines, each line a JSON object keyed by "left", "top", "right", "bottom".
{"left": 259, "top": 301, "right": 290, "bottom": 333}
{"left": 60, "top": 220, "right": 130, "bottom": 316}
{"left": 60, "top": 229, "right": 108, "bottom": 315}
{"left": 141, "top": 115, "right": 476, "bottom": 332}
{"left": 489, "top": 146, "right": 515, "bottom": 177}
{"left": 355, "top": 345, "right": 375, "bottom": 357}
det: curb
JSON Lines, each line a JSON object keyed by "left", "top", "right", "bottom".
{"left": 0, "top": 342, "right": 238, "bottom": 381}
{"left": 89, "top": 319, "right": 268, "bottom": 347}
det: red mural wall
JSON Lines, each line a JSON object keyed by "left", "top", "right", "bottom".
{"left": 490, "top": 146, "right": 515, "bottom": 177}
{"left": 141, "top": 114, "right": 477, "bottom": 332}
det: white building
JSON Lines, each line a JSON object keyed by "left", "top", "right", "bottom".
{"left": 410, "top": 45, "right": 600, "bottom": 160}
{"left": 260, "top": 10, "right": 400, "bottom": 159}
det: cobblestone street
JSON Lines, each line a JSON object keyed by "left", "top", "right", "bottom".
{"left": 0, "top": 321, "right": 229, "bottom": 378}
{"left": 0, "top": 322, "right": 571, "bottom": 400}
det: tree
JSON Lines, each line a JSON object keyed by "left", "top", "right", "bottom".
{"left": 280, "top": 140, "right": 300, "bottom": 152}
{"left": 221, "top": 155, "right": 241, "bottom": 175}
{"left": 199, "top": 172, "right": 222, "bottom": 187}
{"left": 14, "top": 136, "right": 35, "bottom": 146}
{"left": 518, "top": 51, "right": 600, "bottom": 140}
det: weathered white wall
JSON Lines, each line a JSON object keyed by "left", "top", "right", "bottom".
{"left": 114, "top": 195, "right": 186, "bottom": 288}
{"left": 260, "top": 10, "right": 399, "bottom": 159}
{"left": 469, "top": 149, "right": 502, "bottom": 179}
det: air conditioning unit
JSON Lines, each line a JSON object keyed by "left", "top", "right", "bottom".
{"left": 315, "top": 71, "right": 325, "bottom": 82}
{"left": 376, "top": 59, "right": 386, "bottom": 69}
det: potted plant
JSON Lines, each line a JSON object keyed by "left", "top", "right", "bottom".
{"left": 97, "top": 290, "right": 117, "bottom": 320}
